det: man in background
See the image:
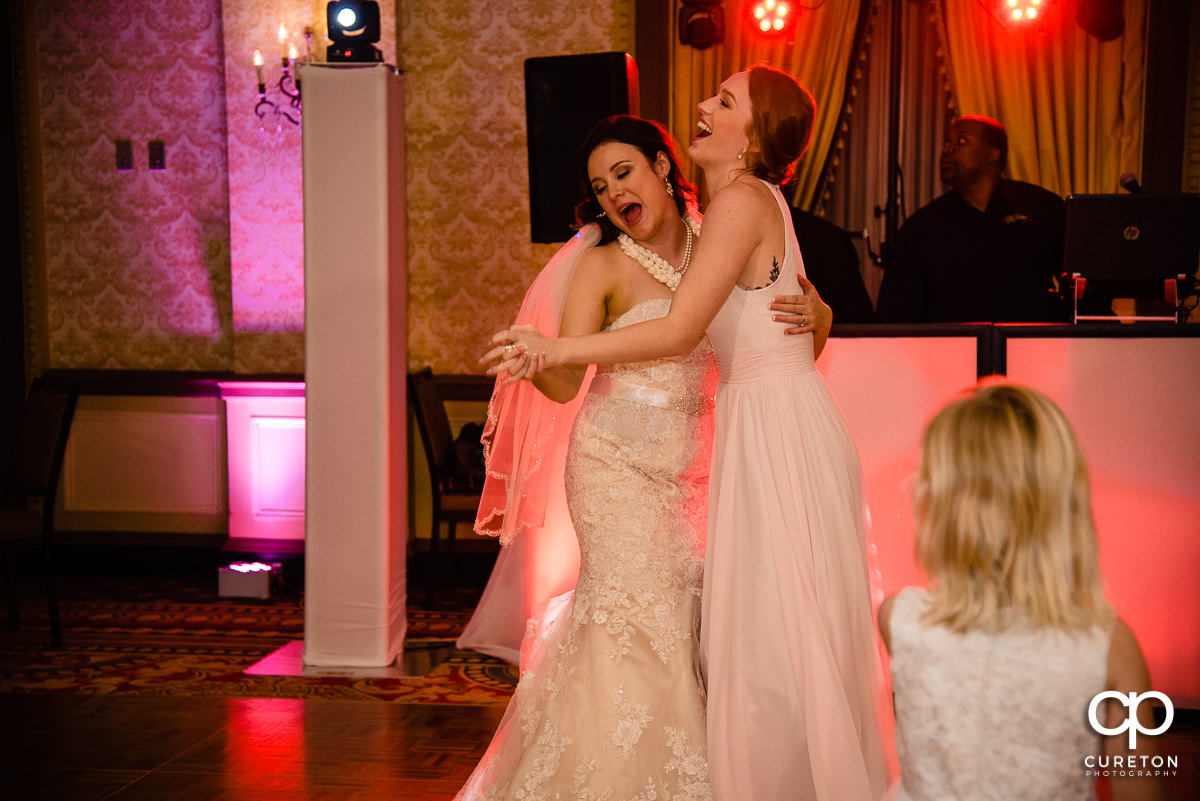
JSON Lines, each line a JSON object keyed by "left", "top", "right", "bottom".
{"left": 875, "top": 116, "right": 1066, "bottom": 323}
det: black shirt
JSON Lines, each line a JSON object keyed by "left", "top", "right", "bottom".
{"left": 875, "top": 179, "right": 1066, "bottom": 323}
{"left": 791, "top": 208, "right": 875, "bottom": 324}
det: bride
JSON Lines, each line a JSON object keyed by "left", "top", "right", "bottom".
{"left": 488, "top": 67, "right": 888, "bottom": 801}
{"left": 455, "top": 115, "right": 717, "bottom": 800}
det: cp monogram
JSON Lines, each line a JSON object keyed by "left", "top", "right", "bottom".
{"left": 1087, "top": 691, "right": 1173, "bottom": 749}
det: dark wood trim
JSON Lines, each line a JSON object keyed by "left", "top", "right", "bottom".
{"left": 40, "top": 369, "right": 304, "bottom": 397}
{"left": 635, "top": 0, "right": 671, "bottom": 125}
{"left": 222, "top": 537, "right": 306, "bottom": 556}
{"left": 55, "top": 531, "right": 229, "bottom": 549}
{"left": 0, "top": 1, "right": 27, "bottom": 488}
{"left": 408, "top": 536, "right": 499, "bottom": 555}
{"left": 433, "top": 374, "right": 494, "bottom": 402}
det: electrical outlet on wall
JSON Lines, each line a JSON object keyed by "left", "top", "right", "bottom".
{"left": 148, "top": 140, "right": 165, "bottom": 170}
{"left": 116, "top": 139, "right": 133, "bottom": 171}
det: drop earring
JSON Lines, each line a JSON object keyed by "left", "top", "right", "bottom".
{"left": 665, "top": 179, "right": 675, "bottom": 197}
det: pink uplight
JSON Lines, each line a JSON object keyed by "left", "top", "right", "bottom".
{"left": 218, "top": 382, "right": 306, "bottom": 545}
{"left": 229, "top": 561, "right": 274, "bottom": 573}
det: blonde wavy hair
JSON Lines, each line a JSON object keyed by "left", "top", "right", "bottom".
{"left": 915, "top": 381, "right": 1112, "bottom": 633}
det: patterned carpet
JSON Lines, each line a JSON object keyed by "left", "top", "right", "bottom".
{"left": 0, "top": 574, "right": 518, "bottom": 706}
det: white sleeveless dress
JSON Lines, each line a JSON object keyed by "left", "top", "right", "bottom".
{"left": 701, "top": 181, "right": 888, "bottom": 800}
{"left": 888, "top": 587, "right": 1111, "bottom": 800}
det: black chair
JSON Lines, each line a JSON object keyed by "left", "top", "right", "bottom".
{"left": 407, "top": 368, "right": 482, "bottom": 606}
{"left": 1, "top": 379, "right": 78, "bottom": 646}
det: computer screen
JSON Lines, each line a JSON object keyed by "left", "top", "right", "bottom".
{"left": 1062, "top": 193, "right": 1200, "bottom": 280}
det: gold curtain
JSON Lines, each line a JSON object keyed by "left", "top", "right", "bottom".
{"left": 669, "top": 0, "right": 863, "bottom": 207}
{"left": 821, "top": 0, "right": 956, "bottom": 303}
{"left": 939, "top": 0, "right": 1146, "bottom": 196}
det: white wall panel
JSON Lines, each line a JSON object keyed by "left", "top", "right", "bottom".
{"left": 219, "top": 383, "right": 306, "bottom": 544}
{"left": 57, "top": 396, "right": 227, "bottom": 534}
{"left": 251, "top": 417, "right": 306, "bottom": 519}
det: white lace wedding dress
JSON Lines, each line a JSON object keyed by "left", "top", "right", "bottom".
{"left": 455, "top": 298, "right": 718, "bottom": 801}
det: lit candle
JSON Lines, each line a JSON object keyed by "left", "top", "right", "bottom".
{"left": 253, "top": 49, "right": 265, "bottom": 92}
{"left": 278, "top": 23, "right": 288, "bottom": 65}
{"left": 288, "top": 43, "right": 298, "bottom": 68}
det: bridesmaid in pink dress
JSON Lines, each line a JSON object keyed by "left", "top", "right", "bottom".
{"left": 489, "top": 66, "right": 889, "bottom": 800}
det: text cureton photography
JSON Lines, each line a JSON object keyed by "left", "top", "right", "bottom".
{"left": 1083, "top": 690, "right": 1179, "bottom": 779}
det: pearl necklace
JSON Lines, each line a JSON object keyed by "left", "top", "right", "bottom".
{"left": 617, "top": 216, "right": 700, "bottom": 291}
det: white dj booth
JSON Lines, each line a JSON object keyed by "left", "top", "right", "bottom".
{"left": 821, "top": 323, "right": 1200, "bottom": 707}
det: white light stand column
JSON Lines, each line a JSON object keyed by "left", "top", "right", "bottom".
{"left": 300, "top": 63, "right": 407, "bottom": 667}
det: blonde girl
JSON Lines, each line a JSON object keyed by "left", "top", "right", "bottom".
{"left": 879, "top": 381, "right": 1167, "bottom": 801}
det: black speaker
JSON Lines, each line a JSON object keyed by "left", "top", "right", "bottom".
{"left": 525, "top": 52, "right": 639, "bottom": 243}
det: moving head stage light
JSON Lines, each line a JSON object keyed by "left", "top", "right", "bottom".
{"left": 327, "top": 1, "right": 382, "bottom": 63}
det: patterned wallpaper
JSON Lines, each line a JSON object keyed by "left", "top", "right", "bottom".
{"left": 24, "top": 3, "right": 1192, "bottom": 369}
{"left": 27, "top": 0, "right": 631, "bottom": 375}
{"left": 401, "top": 1, "right": 635, "bottom": 374}
{"left": 221, "top": 0, "right": 396, "bottom": 374}
{"left": 34, "top": 0, "right": 234, "bottom": 371}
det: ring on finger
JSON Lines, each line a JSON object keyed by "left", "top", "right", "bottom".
{"left": 800, "top": 313, "right": 808, "bottom": 327}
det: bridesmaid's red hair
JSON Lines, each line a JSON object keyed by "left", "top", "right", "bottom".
{"left": 746, "top": 65, "right": 815, "bottom": 186}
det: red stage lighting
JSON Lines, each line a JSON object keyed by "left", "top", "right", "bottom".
{"left": 1002, "top": 0, "right": 1046, "bottom": 25}
{"left": 751, "top": 0, "right": 794, "bottom": 36}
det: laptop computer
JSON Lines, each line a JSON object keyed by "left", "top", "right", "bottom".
{"left": 1062, "top": 193, "right": 1200, "bottom": 281}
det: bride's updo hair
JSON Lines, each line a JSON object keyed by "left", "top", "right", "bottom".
{"left": 574, "top": 115, "right": 697, "bottom": 244}
{"left": 745, "top": 65, "right": 815, "bottom": 186}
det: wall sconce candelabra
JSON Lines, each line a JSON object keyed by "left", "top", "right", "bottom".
{"left": 253, "top": 24, "right": 312, "bottom": 133}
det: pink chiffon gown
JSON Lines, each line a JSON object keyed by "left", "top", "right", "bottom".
{"left": 700, "top": 181, "right": 889, "bottom": 800}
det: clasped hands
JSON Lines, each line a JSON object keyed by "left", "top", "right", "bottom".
{"left": 482, "top": 326, "right": 554, "bottom": 382}
{"left": 482, "top": 277, "right": 831, "bottom": 383}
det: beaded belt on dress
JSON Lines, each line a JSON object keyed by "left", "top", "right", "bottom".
{"left": 588, "top": 375, "right": 714, "bottom": 416}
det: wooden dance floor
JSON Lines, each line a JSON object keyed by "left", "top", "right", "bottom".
{"left": 3, "top": 690, "right": 1198, "bottom": 800}
{"left": 0, "top": 693, "right": 503, "bottom": 800}
{"left": 0, "top": 559, "right": 1196, "bottom": 800}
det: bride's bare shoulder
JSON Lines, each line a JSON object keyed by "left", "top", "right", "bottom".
{"left": 577, "top": 239, "right": 623, "bottom": 271}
